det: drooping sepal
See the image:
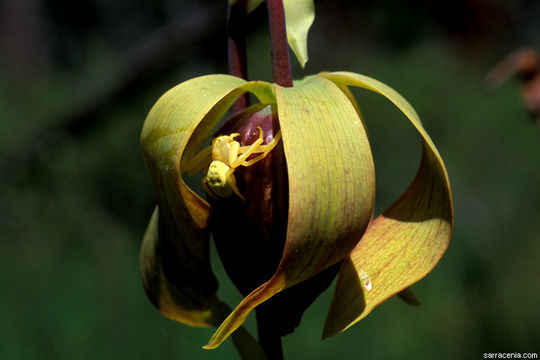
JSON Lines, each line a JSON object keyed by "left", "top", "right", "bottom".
{"left": 211, "top": 103, "right": 342, "bottom": 339}
{"left": 140, "top": 74, "right": 277, "bottom": 347}
{"left": 205, "top": 75, "right": 376, "bottom": 348}
{"left": 321, "top": 71, "right": 454, "bottom": 338}
{"left": 140, "top": 75, "right": 248, "bottom": 326}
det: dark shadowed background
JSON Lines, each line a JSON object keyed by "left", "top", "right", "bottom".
{"left": 1, "top": 0, "right": 539, "bottom": 358}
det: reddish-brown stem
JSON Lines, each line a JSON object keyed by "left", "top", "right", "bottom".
{"left": 266, "top": 0, "right": 293, "bottom": 87}
{"left": 251, "top": 4, "right": 291, "bottom": 358}
{"left": 227, "top": 0, "right": 250, "bottom": 112}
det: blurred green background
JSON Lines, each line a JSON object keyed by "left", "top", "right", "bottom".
{"left": 1, "top": 0, "right": 539, "bottom": 359}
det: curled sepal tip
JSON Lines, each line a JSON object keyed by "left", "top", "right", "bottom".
{"left": 321, "top": 72, "right": 454, "bottom": 339}
{"left": 140, "top": 208, "right": 217, "bottom": 327}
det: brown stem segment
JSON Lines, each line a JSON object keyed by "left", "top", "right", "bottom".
{"left": 227, "top": 0, "right": 250, "bottom": 112}
{"left": 266, "top": 0, "right": 293, "bottom": 87}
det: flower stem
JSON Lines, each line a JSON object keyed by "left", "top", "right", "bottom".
{"left": 256, "top": 308, "right": 284, "bottom": 360}
{"left": 227, "top": 0, "right": 250, "bottom": 112}
{"left": 266, "top": 0, "right": 293, "bottom": 87}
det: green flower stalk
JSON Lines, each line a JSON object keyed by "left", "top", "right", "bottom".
{"left": 139, "top": 0, "right": 453, "bottom": 357}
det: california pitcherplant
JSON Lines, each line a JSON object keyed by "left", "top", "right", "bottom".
{"left": 139, "top": 1, "right": 453, "bottom": 358}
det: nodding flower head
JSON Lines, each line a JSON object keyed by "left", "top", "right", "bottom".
{"left": 139, "top": 72, "right": 453, "bottom": 350}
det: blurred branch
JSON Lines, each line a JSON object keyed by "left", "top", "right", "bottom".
{"left": 0, "top": 0, "right": 48, "bottom": 82}
{"left": 9, "top": 2, "right": 224, "bottom": 157}
{"left": 61, "top": 3, "right": 224, "bottom": 131}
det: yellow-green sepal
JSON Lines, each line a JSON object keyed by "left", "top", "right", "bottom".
{"left": 238, "top": 0, "right": 315, "bottom": 68}
{"left": 283, "top": 0, "right": 314, "bottom": 68}
{"left": 140, "top": 74, "right": 275, "bottom": 328}
{"left": 321, "top": 71, "right": 454, "bottom": 338}
{"left": 140, "top": 75, "right": 246, "bottom": 327}
{"left": 204, "top": 74, "right": 375, "bottom": 349}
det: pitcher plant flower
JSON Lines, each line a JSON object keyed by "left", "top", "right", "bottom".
{"left": 139, "top": 0, "right": 453, "bottom": 357}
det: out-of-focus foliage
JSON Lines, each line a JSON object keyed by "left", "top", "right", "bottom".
{"left": 1, "top": 0, "right": 539, "bottom": 359}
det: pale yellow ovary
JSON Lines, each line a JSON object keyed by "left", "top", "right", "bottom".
{"left": 183, "top": 127, "right": 282, "bottom": 201}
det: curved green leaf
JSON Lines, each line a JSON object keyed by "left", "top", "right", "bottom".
{"left": 141, "top": 75, "right": 275, "bottom": 357}
{"left": 205, "top": 74, "right": 375, "bottom": 348}
{"left": 321, "top": 71, "right": 454, "bottom": 338}
{"left": 241, "top": 0, "right": 315, "bottom": 67}
{"left": 283, "top": 0, "right": 315, "bottom": 68}
{"left": 140, "top": 74, "right": 247, "bottom": 327}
